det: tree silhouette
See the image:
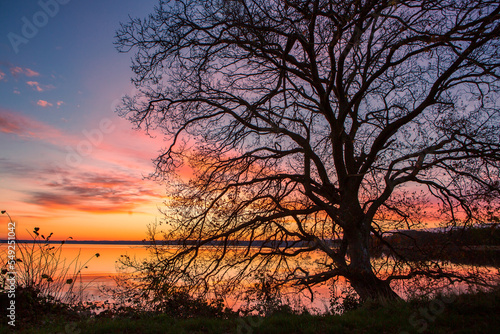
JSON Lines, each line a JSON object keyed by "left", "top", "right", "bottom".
{"left": 116, "top": 0, "right": 500, "bottom": 301}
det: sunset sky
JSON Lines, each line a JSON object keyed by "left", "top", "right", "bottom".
{"left": 0, "top": 0, "right": 169, "bottom": 240}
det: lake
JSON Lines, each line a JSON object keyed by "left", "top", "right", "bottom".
{"left": 1, "top": 242, "right": 497, "bottom": 313}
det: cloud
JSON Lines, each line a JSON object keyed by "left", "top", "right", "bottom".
{"left": 0, "top": 70, "right": 5, "bottom": 81}
{"left": 0, "top": 114, "right": 23, "bottom": 134}
{"left": 0, "top": 111, "right": 168, "bottom": 219}
{"left": 0, "top": 109, "right": 167, "bottom": 185}
{"left": 9, "top": 67, "right": 23, "bottom": 77}
{"left": 0, "top": 156, "right": 163, "bottom": 214}
{"left": 10, "top": 66, "right": 39, "bottom": 78}
{"left": 57, "top": 101, "right": 64, "bottom": 107}
{"left": 24, "top": 68, "right": 39, "bottom": 77}
{"left": 27, "top": 81, "right": 55, "bottom": 92}
{"left": 0, "top": 110, "right": 140, "bottom": 159}
{"left": 0, "top": 158, "right": 38, "bottom": 178}
{"left": 28, "top": 170, "right": 162, "bottom": 214}
{"left": 0, "top": 109, "right": 64, "bottom": 142}
{"left": 27, "top": 81, "right": 43, "bottom": 92}
{"left": 37, "top": 100, "right": 53, "bottom": 107}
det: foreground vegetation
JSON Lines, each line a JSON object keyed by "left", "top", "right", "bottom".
{"left": 2, "top": 287, "right": 499, "bottom": 334}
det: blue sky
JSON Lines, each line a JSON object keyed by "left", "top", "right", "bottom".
{"left": 0, "top": 0, "right": 157, "bottom": 125}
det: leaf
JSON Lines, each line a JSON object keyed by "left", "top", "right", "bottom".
{"left": 66, "top": 279, "right": 73, "bottom": 284}
{"left": 1, "top": 211, "right": 5, "bottom": 214}
{"left": 95, "top": 253, "right": 100, "bottom": 258}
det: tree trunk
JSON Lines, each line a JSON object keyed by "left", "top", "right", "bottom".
{"left": 348, "top": 270, "right": 401, "bottom": 302}
{"left": 345, "top": 224, "right": 401, "bottom": 302}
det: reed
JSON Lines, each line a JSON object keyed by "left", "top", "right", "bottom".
{"left": 1, "top": 211, "right": 100, "bottom": 305}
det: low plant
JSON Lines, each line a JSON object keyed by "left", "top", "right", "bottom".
{"left": 1, "top": 211, "right": 100, "bottom": 323}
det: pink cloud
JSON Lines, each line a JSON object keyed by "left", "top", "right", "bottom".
{"left": 0, "top": 115, "right": 22, "bottom": 134}
{"left": 25, "top": 167, "right": 163, "bottom": 214}
{"left": 0, "top": 70, "right": 5, "bottom": 81}
{"left": 0, "top": 157, "right": 163, "bottom": 215}
{"left": 37, "top": 100, "right": 53, "bottom": 107}
{"left": 27, "top": 81, "right": 43, "bottom": 92}
{"left": 10, "top": 66, "right": 39, "bottom": 78}
{"left": 0, "top": 109, "right": 65, "bottom": 143}
{"left": 0, "top": 109, "right": 168, "bottom": 181}
{"left": 57, "top": 101, "right": 64, "bottom": 107}
{"left": 0, "top": 109, "right": 107, "bottom": 152}
{"left": 0, "top": 110, "right": 155, "bottom": 166}
{"left": 9, "top": 67, "right": 23, "bottom": 76}
{"left": 24, "top": 68, "right": 40, "bottom": 77}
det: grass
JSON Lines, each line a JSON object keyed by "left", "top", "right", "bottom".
{"left": 1, "top": 211, "right": 100, "bottom": 306}
{"left": 13, "top": 228, "right": 100, "bottom": 304}
{"left": 4, "top": 287, "right": 499, "bottom": 334}
{"left": 0, "top": 211, "right": 101, "bottom": 332}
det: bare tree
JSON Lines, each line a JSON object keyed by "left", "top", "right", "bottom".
{"left": 116, "top": 0, "right": 500, "bottom": 301}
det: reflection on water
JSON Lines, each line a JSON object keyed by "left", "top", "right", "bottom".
{"left": 41, "top": 244, "right": 151, "bottom": 275}
{"left": 1, "top": 243, "right": 497, "bottom": 313}
{"left": 0, "top": 243, "right": 148, "bottom": 304}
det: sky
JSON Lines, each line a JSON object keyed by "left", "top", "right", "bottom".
{"left": 0, "top": 0, "right": 169, "bottom": 241}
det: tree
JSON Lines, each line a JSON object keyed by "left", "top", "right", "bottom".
{"left": 116, "top": 0, "right": 500, "bottom": 302}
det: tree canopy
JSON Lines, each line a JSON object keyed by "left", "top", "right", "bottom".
{"left": 116, "top": 0, "right": 500, "bottom": 301}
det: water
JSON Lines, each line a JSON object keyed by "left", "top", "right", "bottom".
{"left": 1, "top": 242, "right": 497, "bottom": 313}
{"left": 0, "top": 242, "right": 337, "bottom": 312}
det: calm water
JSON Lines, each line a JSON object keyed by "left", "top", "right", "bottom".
{"left": 1, "top": 242, "right": 497, "bottom": 312}
{"left": 0, "top": 243, "right": 338, "bottom": 311}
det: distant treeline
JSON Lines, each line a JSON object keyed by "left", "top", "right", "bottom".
{"left": 372, "top": 225, "right": 500, "bottom": 266}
